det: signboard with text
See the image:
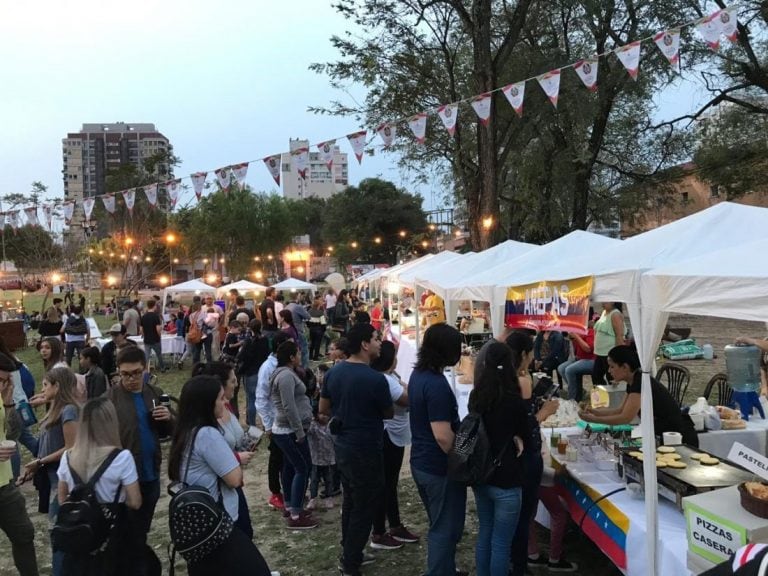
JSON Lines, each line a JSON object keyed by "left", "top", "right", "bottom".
{"left": 504, "top": 276, "right": 593, "bottom": 334}
{"left": 685, "top": 502, "right": 747, "bottom": 564}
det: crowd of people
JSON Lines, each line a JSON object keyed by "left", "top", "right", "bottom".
{"left": 0, "top": 285, "right": 609, "bottom": 576}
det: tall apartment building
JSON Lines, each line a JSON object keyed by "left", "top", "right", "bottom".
{"left": 62, "top": 122, "right": 171, "bottom": 232}
{"left": 281, "top": 138, "right": 348, "bottom": 200}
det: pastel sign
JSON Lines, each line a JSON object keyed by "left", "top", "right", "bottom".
{"left": 504, "top": 276, "right": 593, "bottom": 334}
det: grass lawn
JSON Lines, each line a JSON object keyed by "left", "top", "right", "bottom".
{"left": 0, "top": 291, "right": 620, "bottom": 576}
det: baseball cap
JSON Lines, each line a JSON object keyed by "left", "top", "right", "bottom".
{"left": 109, "top": 323, "right": 126, "bottom": 335}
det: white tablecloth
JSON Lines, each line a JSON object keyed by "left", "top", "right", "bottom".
{"left": 95, "top": 334, "right": 185, "bottom": 356}
{"left": 546, "top": 428, "right": 690, "bottom": 576}
{"left": 698, "top": 417, "right": 768, "bottom": 459}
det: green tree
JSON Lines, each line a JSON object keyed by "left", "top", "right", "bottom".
{"left": 312, "top": 0, "right": 693, "bottom": 247}
{"left": 3, "top": 224, "right": 63, "bottom": 281}
{"left": 321, "top": 178, "right": 428, "bottom": 264}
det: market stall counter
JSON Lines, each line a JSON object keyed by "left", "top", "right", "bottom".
{"left": 95, "top": 334, "right": 185, "bottom": 357}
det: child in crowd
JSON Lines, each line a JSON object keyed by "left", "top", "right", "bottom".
{"left": 307, "top": 365, "right": 337, "bottom": 509}
{"left": 527, "top": 431, "right": 578, "bottom": 572}
{"left": 222, "top": 320, "right": 244, "bottom": 361}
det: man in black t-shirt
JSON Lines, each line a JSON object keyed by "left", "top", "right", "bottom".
{"left": 228, "top": 295, "right": 255, "bottom": 324}
{"left": 140, "top": 299, "right": 166, "bottom": 371}
{"left": 320, "top": 323, "right": 393, "bottom": 576}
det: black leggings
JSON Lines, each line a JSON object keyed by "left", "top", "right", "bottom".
{"left": 267, "top": 436, "right": 283, "bottom": 495}
{"left": 372, "top": 431, "right": 405, "bottom": 535}
{"left": 187, "top": 526, "right": 270, "bottom": 576}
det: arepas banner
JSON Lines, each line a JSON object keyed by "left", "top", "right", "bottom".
{"left": 504, "top": 276, "right": 593, "bottom": 334}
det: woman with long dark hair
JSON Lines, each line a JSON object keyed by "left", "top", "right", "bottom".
{"left": 191, "top": 362, "right": 256, "bottom": 539}
{"left": 279, "top": 309, "right": 300, "bottom": 343}
{"left": 504, "top": 331, "right": 559, "bottom": 576}
{"left": 469, "top": 342, "right": 528, "bottom": 576}
{"left": 39, "top": 337, "right": 65, "bottom": 372}
{"left": 168, "top": 376, "right": 271, "bottom": 576}
{"left": 408, "top": 323, "right": 466, "bottom": 575}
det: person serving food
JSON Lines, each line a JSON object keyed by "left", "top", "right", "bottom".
{"left": 579, "top": 345, "right": 698, "bottom": 447}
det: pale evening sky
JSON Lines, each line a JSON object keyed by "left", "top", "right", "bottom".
{"left": 0, "top": 0, "right": 713, "bottom": 216}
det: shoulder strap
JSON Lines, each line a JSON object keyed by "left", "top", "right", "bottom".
{"left": 70, "top": 448, "right": 121, "bottom": 488}
{"left": 182, "top": 427, "right": 200, "bottom": 484}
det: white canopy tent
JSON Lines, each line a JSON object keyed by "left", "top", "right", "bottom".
{"left": 491, "top": 202, "right": 768, "bottom": 575}
{"left": 217, "top": 280, "right": 268, "bottom": 296}
{"left": 396, "top": 250, "right": 469, "bottom": 289}
{"left": 377, "top": 253, "right": 436, "bottom": 291}
{"left": 161, "top": 278, "right": 217, "bottom": 314}
{"left": 271, "top": 278, "right": 317, "bottom": 292}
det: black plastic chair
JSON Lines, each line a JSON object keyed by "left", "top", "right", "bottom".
{"left": 656, "top": 362, "right": 690, "bottom": 407}
{"left": 703, "top": 373, "right": 734, "bottom": 407}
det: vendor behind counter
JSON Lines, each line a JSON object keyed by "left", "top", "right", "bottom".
{"left": 579, "top": 344, "right": 698, "bottom": 447}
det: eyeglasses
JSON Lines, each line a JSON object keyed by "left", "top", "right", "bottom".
{"left": 119, "top": 369, "right": 144, "bottom": 381}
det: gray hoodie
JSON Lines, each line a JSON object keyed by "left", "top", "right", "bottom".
{"left": 269, "top": 366, "right": 312, "bottom": 439}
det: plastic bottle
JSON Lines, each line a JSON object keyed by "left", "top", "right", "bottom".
{"left": 725, "top": 344, "right": 761, "bottom": 392}
{"left": 703, "top": 344, "right": 714, "bottom": 360}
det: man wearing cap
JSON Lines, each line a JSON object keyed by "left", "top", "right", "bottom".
{"left": 101, "top": 323, "right": 136, "bottom": 381}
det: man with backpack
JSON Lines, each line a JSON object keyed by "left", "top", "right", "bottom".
{"left": 0, "top": 352, "right": 39, "bottom": 576}
{"left": 61, "top": 306, "right": 90, "bottom": 367}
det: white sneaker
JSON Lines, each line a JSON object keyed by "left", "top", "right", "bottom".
{"left": 306, "top": 498, "right": 318, "bottom": 510}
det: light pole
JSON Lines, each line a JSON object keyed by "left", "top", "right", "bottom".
{"left": 82, "top": 221, "right": 97, "bottom": 313}
{"left": 165, "top": 232, "right": 177, "bottom": 283}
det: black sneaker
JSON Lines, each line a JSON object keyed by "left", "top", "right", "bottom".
{"left": 548, "top": 558, "right": 578, "bottom": 572}
{"left": 527, "top": 555, "right": 549, "bottom": 568}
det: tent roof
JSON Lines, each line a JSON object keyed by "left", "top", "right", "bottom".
{"left": 397, "top": 251, "right": 468, "bottom": 288}
{"left": 353, "top": 267, "right": 387, "bottom": 285}
{"left": 271, "top": 278, "right": 317, "bottom": 291}
{"left": 416, "top": 240, "right": 537, "bottom": 299}
{"left": 165, "top": 279, "right": 217, "bottom": 293}
{"left": 217, "top": 280, "right": 268, "bottom": 294}
{"left": 378, "top": 253, "right": 435, "bottom": 283}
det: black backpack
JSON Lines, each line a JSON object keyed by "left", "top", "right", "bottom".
{"left": 51, "top": 449, "right": 123, "bottom": 554}
{"left": 65, "top": 315, "right": 88, "bottom": 336}
{"left": 447, "top": 412, "right": 515, "bottom": 486}
{"left": 168, "top": 429, "right": 233, "bottom": 574}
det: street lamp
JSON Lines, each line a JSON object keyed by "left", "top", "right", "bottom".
{"left": 81, "top": 220, "right": 97, "bottom": 313}
{"left": 165, "top": 232, "right": 177, "bottom": 282}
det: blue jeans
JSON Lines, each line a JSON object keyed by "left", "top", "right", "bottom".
{"left": 473, "top": 484, "right": 523, "bottom": 576}
{"left": 272, "top": 432, "right": 312, "bottom": 514}
{"left": 557, "top": 358, "right": 595, "bottom": 401}
{"left": 192, "top": 338, "right": 213, "bottom": 364}
{"left": 144, "top": 342, "right": 165, "bottom": 370}
{"left": 297, "top": 331, "right": 309, "bottom": 368}
{"left": 411, "top": 466, "right": 467, "bottom": 576}
{"left": 245, "top": 373, "right": 259, "bottom": 427}
{"left": 47, "top": 467, "right": 64, "bottom": 576}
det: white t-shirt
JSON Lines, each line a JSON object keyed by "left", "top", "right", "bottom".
{"left": 325, "top": 294, "right": 337, "bottom": 310}
{"left": 57, "top": 449, "right": 138, "bottom": 504}
{"left": 383, "top": 373, "right": 411, "bottom": 447}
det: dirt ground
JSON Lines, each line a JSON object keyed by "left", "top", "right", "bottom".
{"left": 1, "top": 313, "right": 764, "bottom": 576}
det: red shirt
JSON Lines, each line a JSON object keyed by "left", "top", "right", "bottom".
{"left": 370, "top": 306, "right": 383, "bottom": 330}
{"left": 573, "top": 328, "right": 595, "bottom": 361}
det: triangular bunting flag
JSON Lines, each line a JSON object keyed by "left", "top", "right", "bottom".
{"left": 470, "top": 93, "right": 492, "bottom": 126}
{"left": 63, "top": 202, "right": 75, "bottom": 225}
{"left": 122, "top": 189, "right": 136, "bottom": 216}
{"left": 231, "top": 162, "right": 249, "bottom": 185}
{"left": 24, "top": 206, "right": 38, "bottom": 227}
{"left": 191, "top": 172, "right": 207, "bottom": 202}
{"left": 574, "top": 58, "right": 599, "bottom": 91}
{"left": 291, "top": 147, "right": 310, "bottom": 180}
{"left": 346, "top": 130, "right": 367, "bottom": 164}
{"left": 437, "top": 103, "right": 459, "bottom": 135}
{"left": 408, "top": 113, "right": 428, "bottom": 144}
{"left": 42, "top": 204, "right": 53, "bottom": 230}
{"left": 376, "top": 124, "right": 396, "bottom": 148}
{"left": 615, "top": 41, "right": 642, "bottom": 80}
{"left": 82, "top": 197, "right": 95, "bottom": 221}
{"left": 215, "top": 167, "right": 231, "bottom": 191}
{"left": 718, "top": 6, "right": 739, "bottom": 42}
{"left": 502, "top": 82, "right": 526, "bottom": 117}
{"left": 317, "top": 141, "right": 336, "bottom": 171}
{"left": 101, "top": 194, "right": 116, "bottom": 214}
{"left": 143, "top": 184, "right": 158, "bottom": 207}
{"left": 537, "top": 70, "right": 561, "bottom": 108}
{"left": 696, "top": 12, "right": 723, "bottom": 51}
{"left": 263, "top": 155, "right": 281, "bottom": 185}
{"left": 654, "top": 29, "right": 681, "bottom": 66}
{"left": 166, "top": 179, "right": 181, "bottom": 209}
